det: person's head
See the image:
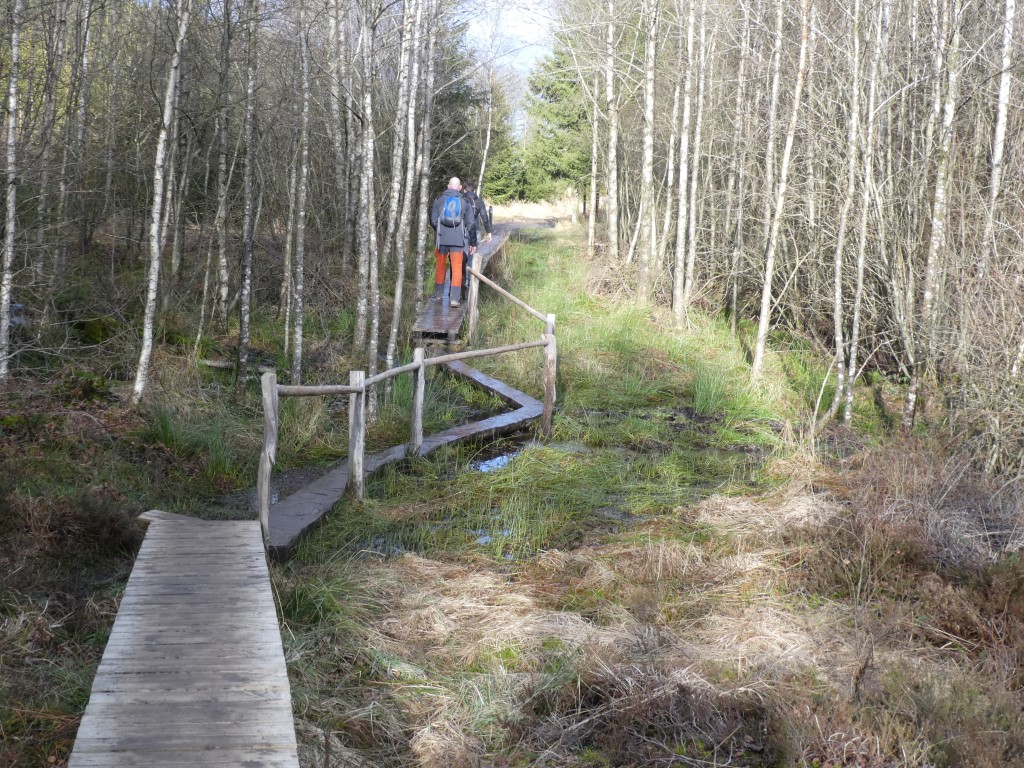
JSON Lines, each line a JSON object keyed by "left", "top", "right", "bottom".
{"left": 448, "top": 177, "right": 461, "bottom": 190}
{"left": 463, "top": 182, "right": 475, "bottom": 193}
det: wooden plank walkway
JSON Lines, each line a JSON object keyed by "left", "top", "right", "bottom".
{"left": 411, "top": 223, "right": 513, "bottom": 343}
{"left": 267, "top": 360, "right": 543, "bottom": 560}
{"left": 69, "top": 510, "right": 299, "bottom": 768}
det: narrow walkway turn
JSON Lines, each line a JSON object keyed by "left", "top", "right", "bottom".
{"left": 69, "top": 511, "right": 299, "bottom": 768}
{"left": 268, "top": 360, "right": 542, "bottom": 560}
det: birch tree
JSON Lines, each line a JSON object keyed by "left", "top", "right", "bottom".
{"left": 750, "top": 0, "right": 810, "bottom": 382}
{"left": 132, "top": 0, "right": 194, "bottom": 403}
{"left": 681, "top": 0, "right": 709, "bottom": 313}
{"left": 979, "top": 0, "right": 1015, "bottom": 274}
{"left": 234, "top": 0, "right": 259, "bottom": 397}
{"left": 413, "top": 0, "right": 439, "bottom": 315}
{"left": 902, "top": 0, "right": 961, "bottom": 429}
{"left": 0, "top": 0, "right": 23, "bottom": 382}
{"left": 291, "top": 0, "right": 310, "bottom": 385}
{"left": 604, "top": 0, "right": 620, "bottom": 262}
{"left": 671, "top": 0, "right": 696, "bottom": 324}
{"left": 824, "top": 0, "right": 862, "bottom": 419}
{"left": 844, "top": 0, "right": 888, "bottom": 423}
{"left": 386, "top": 0, "right": 425, "bottom": 374}
{"left": 637, "top": 0, "right": 659, "bottom": 301}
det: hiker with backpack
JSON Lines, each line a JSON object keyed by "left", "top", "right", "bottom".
{"left": 430, "top": 177, "right": 470, "bottom": 308}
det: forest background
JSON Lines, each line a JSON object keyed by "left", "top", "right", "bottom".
{"left": 3, "top": 0, "right": 1024, "bottom": 765}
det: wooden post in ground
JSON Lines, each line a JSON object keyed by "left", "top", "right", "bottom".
{"left": 348, "top": 370, "right": 366, "bottom": 501}
{"left": 467, "top": 261, "right": 481, "bottom": 342}
{"left": 411, "top": 348, "right": 425, "bottom": 455}
{"left": 258, "top": 371, "right": 279, "bottom": 544}
{"left": 542, "top": 314, "right": 557, "bottom": 438}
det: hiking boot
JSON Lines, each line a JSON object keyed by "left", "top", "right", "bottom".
{"left": 433, "top": 284, "right": 444, "bottom": 301}
{"left": 450, "top": 299, "right": 461, "bottom": 308}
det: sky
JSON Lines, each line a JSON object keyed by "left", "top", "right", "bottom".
{"left": 465, "top": 0, "right": 557, "bottom": 73}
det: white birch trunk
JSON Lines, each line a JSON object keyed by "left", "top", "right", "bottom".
{"left": 382, "top": 0, "right": 414, "bottom": 267}
{"left": 751, "top": 0, "right": 810, "bottom": 382}
{"left": 413, "top": 0, "right": 439, "bottom": 315}
{"left": 386, "top": 0, "right": 425, "bottom": 375}
{"left": 291, "top": 0, "right": 310, "bottom": 385}
{"left": 672, "top": 0, "right": 695, "bottom": 324}
{"left": 657, "top": 48, "right": 683, "bottom": 268}
{"left": 727, "top": 5, "right": 751, "bottom": 334}
{"left": 353, "top": 4, "right": 374, "bottom": 350}
{"left": 131, "top": 0, "right": 192, "bottom": 403}
{"left": 587, "top": 69, "right": 601, "bottom": 260}
{"left": 214, "top": 1, "right": 232, "bottom": 329}
{"left": 844, "top": 0, "right": 887, "bottom": 423}
{"left": 0, "top": 0, "right": 23, "bottom": 381}
{"left": 681, "top": 0, "right": 708, "bottom": 313}
{"left": 34, "top": 0, "right": 69, "bottom": 281}
{"left": 328, "top": 0, "right": 349, "bottom": 237}
{"left": 605, "top": 0, "right": 620, "bottom": 262}
{"left": 902, "top": 0, "right": 960, "bottom": 429}
{"left": 979, "top": 0, "right": 1015, "bottom": 273}
{"left": 637, "top": 0, "right": 658, "bottom": 300}
{"left": 477, "top": 36, "right": 495, "bottom": 192}
{"left": 234, "top": 0, "right": 258, "bottom": 395}
{"left": 827, "top": 0, "right": 862, "bottom": 418}
{"left": 281, "top": 147, "right": 298, "bottom": 349}
{"left": 760, "top": 0, "right": 784, "bottom": 257}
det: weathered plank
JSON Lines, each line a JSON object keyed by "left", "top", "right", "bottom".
{"left": 69, "top": 517, "right": 298, "bottom": 768}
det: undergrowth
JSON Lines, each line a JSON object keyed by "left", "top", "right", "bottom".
{"left": 276, "top": 222, "right": 1024, "bottom": 768}
{"left": 6, "top": 221, "right": 1024, "bottom": 767}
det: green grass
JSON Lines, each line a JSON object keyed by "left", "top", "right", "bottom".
{"left": 144, "top": 402, "right": 257, "bottom": 487}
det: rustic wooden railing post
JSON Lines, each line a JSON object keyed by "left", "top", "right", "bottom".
{"left": 411, "top": 348, "right": 425, "bottom": 455}
{"left": 467, "top": 262, "right": 481, "bottom": 342}
{"left": 258, "top": 371, "right": 279, "bottom": 544}
{"left": 348, "top": 370, "right": 366, "bottom": 501}
{"left": 542, "top": 313, "right": 557, "bottom": 439}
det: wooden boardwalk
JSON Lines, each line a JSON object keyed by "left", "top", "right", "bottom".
{"left": 270, "top": 220, "right": 553, "bottom": 560}
{"left": 69, "top": 218, "right": 554, "bottom": 765}
{"left": 267, "top": 360, "right": 542, "bottom": 560}
{"left": 411, "top": 223, "right": 513, "bottom": 343}
{"left": 69, "top": 511, "right": 299, "bottom": 768}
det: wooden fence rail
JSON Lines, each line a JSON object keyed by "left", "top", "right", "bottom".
{"left": 466, "top": 265, "right": 548, "bottom": 324}
{"left": 257, "top": 244, "right": 557, "bottom": 547}
{"left": 257, "top": 333, "right": 556, "bottom": 543}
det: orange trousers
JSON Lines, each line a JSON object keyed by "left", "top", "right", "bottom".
{"left": 435, "top": 249, "right": 464, "bottom": 288}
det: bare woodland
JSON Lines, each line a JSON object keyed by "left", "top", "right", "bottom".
{"left": 563, "top": 0, "right": 1022, "bottom": 472}
{"left": 0, "top": 0, "right": 498, "bottom": 400}
{"left": 1, "top": 0, "right": 1023, "bottom": 472}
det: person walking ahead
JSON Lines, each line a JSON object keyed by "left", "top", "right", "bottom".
{"left": 430, "top": 177, "right": 469, "bottom": 308}
{"left": 461, "top": 181, "right": 493, "bottom": 282}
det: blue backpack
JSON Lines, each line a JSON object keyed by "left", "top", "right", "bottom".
{"left": 439, "top": 193, "right": 463, "bottom": 228}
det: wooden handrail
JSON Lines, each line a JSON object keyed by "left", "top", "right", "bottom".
{"left": 260, "top": 231, "right": 557, "bottom": 520}
{"left": 466, "top": 266, "right": 547, "bottom": 323}
{"left": 425, "top": 339, "right": 548, "bottom": 367}
{"left": 276, "top": 383, "right": 362, "bottom": 396}
{"left": 362, "top": 360, "right": 422, "bottom": 389}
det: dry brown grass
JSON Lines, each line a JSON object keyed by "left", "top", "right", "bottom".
{"left": 295, "top": 444, "right": 1024, "bottom": 767}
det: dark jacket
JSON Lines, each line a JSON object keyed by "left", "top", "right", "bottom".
{"left": 464, "top": 190, "right": 491, "bottom": 235}
{"left": 464, "top": 193, "right": 480, "bottom": 247}
{"left": 430, "top": 189, "right": 468, "bottom": 249}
